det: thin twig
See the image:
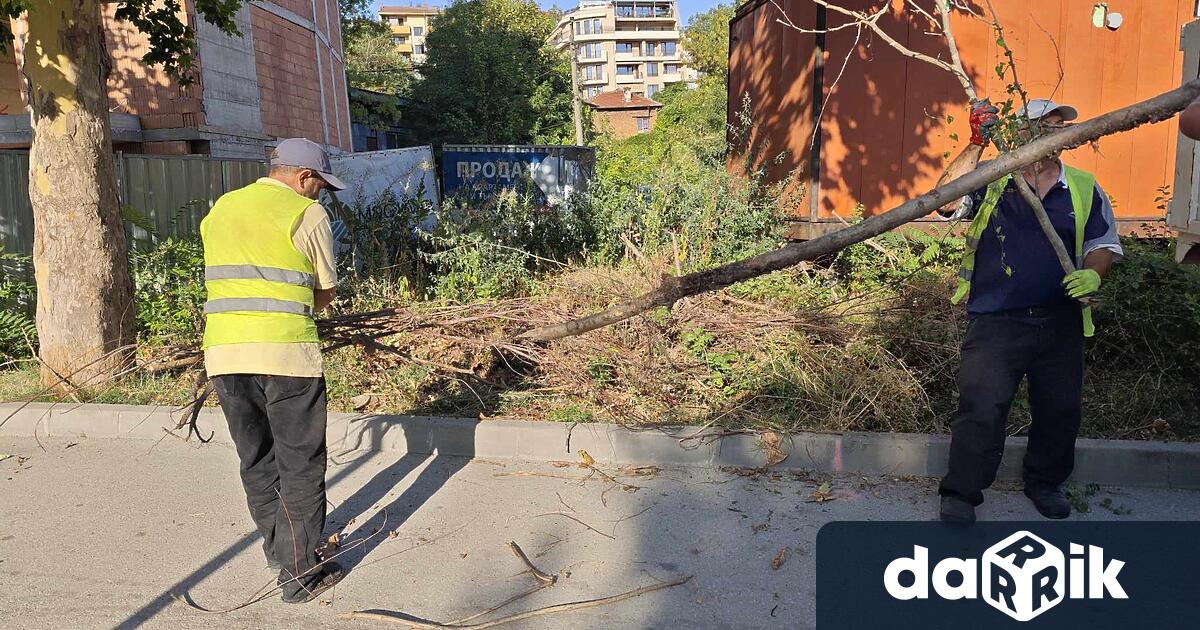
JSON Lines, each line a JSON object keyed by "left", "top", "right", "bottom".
{"left": 505, "top": 541, "right": 557, "bottom": 586}
{"left": 338, "top": 575, "right": 692, "bottom": 628}
{"left": 533, "top": 512, "right": 616, "bottom": 540}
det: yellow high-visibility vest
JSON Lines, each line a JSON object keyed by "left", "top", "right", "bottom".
{"left": 201, "top": 181, "right": 320, "bottom": 348}
{"left": 951, "top": 165, "right": 1097, "bottom": 337}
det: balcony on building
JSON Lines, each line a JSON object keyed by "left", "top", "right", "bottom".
{"left": 578, "top": 49, "right": 608, "bottom": 63}
{"left": 614, "top": 2, "right": 675, "bottom": 20}
{"left": 390, "top": 23, "right": 411, "bottom": 36}
{"left": 614, "top": 65, "right": 642, "bottom": 83}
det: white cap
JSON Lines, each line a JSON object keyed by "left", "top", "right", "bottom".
{"left": 1017, "top": 99, "right": 1079, "bottom": 122}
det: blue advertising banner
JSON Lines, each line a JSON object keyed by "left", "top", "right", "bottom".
{"left": 441, "top": 145, "right": 593, "bottom": 206}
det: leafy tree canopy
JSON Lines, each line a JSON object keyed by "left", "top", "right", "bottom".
{"left": 404, "top": 0, "right": 573, "bottom": 145}
{"left": 683, "top": 2, "right": 739, "bottom": 80}
{"left": 345, "top": 25, "right": 412, "bottom": 94}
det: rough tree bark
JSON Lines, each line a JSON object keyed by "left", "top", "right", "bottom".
{"left": 519, "top": 79, "right": 1200, "bottom": 342}
{"left": 21, "top": 1, "right": 135, "bottom": 389}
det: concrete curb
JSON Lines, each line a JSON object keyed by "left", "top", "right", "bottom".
{"left": 2, "top": 402, "right": 1198, "bottom": 489}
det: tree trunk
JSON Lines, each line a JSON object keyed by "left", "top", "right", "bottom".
{"left": 22, "top": 1, "right": 135, "bottom": 389}
{"left": 519, "top": 78, "right": 1200, "bottom": 342}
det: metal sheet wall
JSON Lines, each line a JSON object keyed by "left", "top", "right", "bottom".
{"left": 0, "top": 151, "right": 266, "bottom": 256}
{"left": 729, "top": 0, "right": 1197, "bottom": 233}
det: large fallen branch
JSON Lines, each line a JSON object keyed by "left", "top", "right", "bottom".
{"left": 518, "top": 79, "right": 1200, "bottom": 342}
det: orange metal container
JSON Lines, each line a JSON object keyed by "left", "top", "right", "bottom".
{"left": 728, "top": 0, "right": 1196, "bottom": 238}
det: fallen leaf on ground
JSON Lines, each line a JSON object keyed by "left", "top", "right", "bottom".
{"left": 619, "top": 465, "right": 662, "bottom": 478}
{"left": 388, "top": 529, "right": 398, "bottom": 539}
{"left": 771, "top": 546, "right": 791, "bottom": 570}
{"left": 350, "top": 393, "right": 372, "bottom": 410}
{"left": 16, "top": 456, "right": 30, "bottom": 465}
{"left": 760, "top": 431, "right": 788, "bottom": 466}
{"left": 64, "top": 442, "right": 78, "bottom": 449}
{"left": 0, "top": 454, "right": 11, "bottom": 463}
{"left": 550, "top": 461, "right": 572, "bottom": 468}
{"left": 808, "top": 482, "right": 835, "bottom": 503}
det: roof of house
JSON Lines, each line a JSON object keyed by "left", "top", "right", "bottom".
{"left": 585, "top": 90, "right": 664, "bottom": 110}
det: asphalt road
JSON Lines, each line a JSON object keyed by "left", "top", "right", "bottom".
{"left": 2, "top": 436, "right": 1197, "bottom": 629}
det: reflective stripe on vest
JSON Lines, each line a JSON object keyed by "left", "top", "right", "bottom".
{"left": 204, "top": 297, "right": 313, "bottom": 317}
{"left": 950, "top": 165, "right": 1098, "bottom": 337}
{"left": 205, "top": 264, "right": 315, "bottom": 288}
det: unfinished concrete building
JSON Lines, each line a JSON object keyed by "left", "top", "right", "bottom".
{"left": 0, "top": 1, "right": 352, "bottom": 158}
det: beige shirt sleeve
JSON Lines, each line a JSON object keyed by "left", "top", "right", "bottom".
{"left": 292, "top": 203, "right": 338, "bottom": 290}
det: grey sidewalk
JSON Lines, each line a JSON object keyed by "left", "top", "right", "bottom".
{"left": 3, "top": 402, "right": 1199, "bottom": 488}
{"left": 2, "top": 435, "right": 1198, "bottom": 630}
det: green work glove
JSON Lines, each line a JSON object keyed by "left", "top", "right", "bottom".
{"left": 1062, "top": 269, "right": 1101, "bottom": 298}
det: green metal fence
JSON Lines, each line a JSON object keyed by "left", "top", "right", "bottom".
{"left": 0, "top": 150, "right": 267, "bottom": 257}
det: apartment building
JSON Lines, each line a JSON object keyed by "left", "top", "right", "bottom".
{"left": 550, "top": 0, "right": 698, "bottom": 102}
{"left": 0, "top": 1, "right": 351, "bottom": 157}
{"left": 379, "top": 5, "right": 440, "bottom": 65}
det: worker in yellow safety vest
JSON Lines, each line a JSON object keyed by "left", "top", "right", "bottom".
{"left": 932, "top": 99, "right": 1122, "bottom": 525}
{"left": 202, "top": 137, "right": 345, "bottom": 603}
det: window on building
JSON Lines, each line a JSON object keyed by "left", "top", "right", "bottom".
{"left": 413, "top": 26, "right": 424, "bottom": 36}
{"left": 616, "top": 5, "right": 634, "bottom": 18}
{"left": 647, "top": 84, "right": 661, "bottom": 97}
{"left": 616, "top": 42, "right": 635, "bottom": 54}
{"left": 583, "top": 65, "right": 603, "bottom": 80}
{"left": 592, "top": 18, "right": 602, "bottom": 33}
{"left": 637, "top": 117, "right": 650, "bottom": 132}
{"left": 663, "top": 41, "right": 677, "bottom": 55}
{"left": 586, "top": 86, "right": 602, "bottom": 98}
{"left": 415, "top": 44, "right": 424, "bottom": 55}
{"left": 654, "top": 4, "right": 672, "bottom": 17}
{"left": 636, "top": 5, "right": 652, "bottom": 17}
{"left": 664, "top": 63, "right": 680, "bottom": 74}
{"left": 393, "top": 36, "right": 408, "bottom": 45}
{"left": 616, "top": 64, "right": 638, "bottom": 77}
{"left": 644, "top": 42, "right": 657, "bottom": 56}
{"left": 393, "top": 17, "right": 406, "bottom": 25}
{"left": 645, "top": 62, "right": 658, "bottom": 77}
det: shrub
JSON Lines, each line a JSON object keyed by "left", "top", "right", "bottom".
{"left": 130, "top": 238, "right": 206, "bottom": 344}
{"left": 0, "top": 248, "right": 36, "bottom": 361}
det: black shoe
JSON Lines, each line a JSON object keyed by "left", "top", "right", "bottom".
{"left": 1025, "top": 486, "right": 1071, "bottom": 519}
{"left": 939, "top": 495, "right": 976, "bottom": 525}
{"left": 281, "top": 562, "right": 345, "bottom": 604}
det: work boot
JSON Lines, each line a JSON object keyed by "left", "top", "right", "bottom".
{"left": 939, "top": 495, "right": 976, "bottom": 525}
{"left": 1024, "top": 486, "right": 1071, "bottom": 519}
{"left": 281, "top": 562, "right": 345, "bottom": 604}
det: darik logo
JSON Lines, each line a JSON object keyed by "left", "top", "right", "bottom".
{"left": 884, "top": 530, "right": 1128, "bottom": 622}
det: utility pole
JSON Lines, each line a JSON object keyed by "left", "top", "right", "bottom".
{"left": 569, "top": 22, "right": 584, "bottom": 145}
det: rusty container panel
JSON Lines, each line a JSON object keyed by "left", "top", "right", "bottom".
{"left": 730, "top": 0, "right": 1196, "bottom": 234}
{"left": 727, "top": 0, "right": 819, "bottom": 207}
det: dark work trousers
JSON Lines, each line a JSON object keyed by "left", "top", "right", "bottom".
{"left": 939, "top": 305, "right": 1085, "bottom": 506}
{"left": 212, "top": 374, "right": 328, "bottom": 582}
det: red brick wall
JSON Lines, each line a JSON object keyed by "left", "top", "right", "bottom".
{"left": 593, "top": 108, "right": 659, "bottom": 139}
{"left": 0, "top": 45, "right": 22, "bottom": 114}
{"left": 103, "top": 4, "right": 205, "bottom": 130}
{"left": 252, "top": 5, "right": 328, "bottom": 144}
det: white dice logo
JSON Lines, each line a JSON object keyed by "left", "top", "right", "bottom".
{"left": 982, "top": 531, "right": 1065, "bottom": 621}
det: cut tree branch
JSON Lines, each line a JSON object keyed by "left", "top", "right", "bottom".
{"left": 518, "top": 79, "right": 1200, "bottom": 342}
